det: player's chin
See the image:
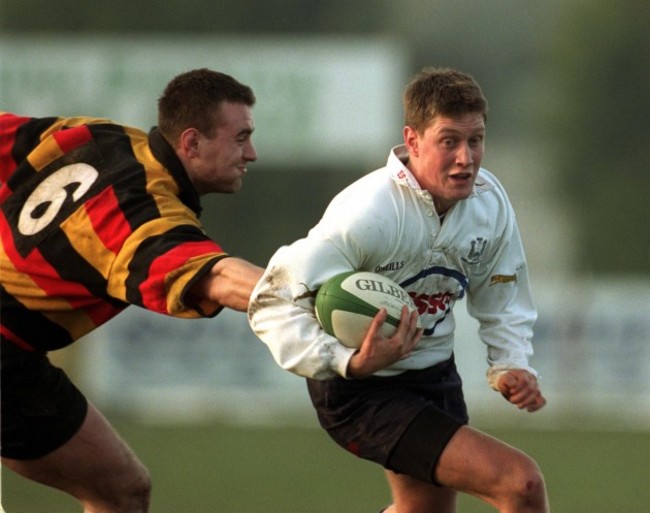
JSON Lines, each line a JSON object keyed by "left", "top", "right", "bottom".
{"left": 454, "top": 184, "right": 475, "bottom": 199}
{"left": 223, "top": 177, "right": 244, "bottom": 194}
{"left": 445, "top": 186, "right": 474, "bottom": 204}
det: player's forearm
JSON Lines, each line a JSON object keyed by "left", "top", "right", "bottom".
{"left": 192, "top": 257, "right": 264, "bottom": 312}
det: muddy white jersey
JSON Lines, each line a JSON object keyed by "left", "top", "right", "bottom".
{"left": 249, "top": 145, "right": 538, "bottom": 387}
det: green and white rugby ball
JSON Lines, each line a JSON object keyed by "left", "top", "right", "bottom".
{"left": 315, "top": 271, "right": 420, "bottom": 348}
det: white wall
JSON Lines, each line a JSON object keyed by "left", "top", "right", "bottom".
{"left": 0, "top": 35, "right": 407, "bottom": 169}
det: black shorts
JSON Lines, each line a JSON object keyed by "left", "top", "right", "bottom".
{"left": 306, "top": 356, "right": 468, "bottom": 484}
{"left": 1, "top": 340, "right": 88, "bottom": 460}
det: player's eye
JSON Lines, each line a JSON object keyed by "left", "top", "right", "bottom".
{"left": 236, "top": 131, "right": 252, "bottom": 144}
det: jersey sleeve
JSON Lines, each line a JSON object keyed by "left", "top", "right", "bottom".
{"left": 249, "top": 237, "right": 356, "bottom": 379}
{"left": 248, "top": 190, "right": 388, "bottom": 379}
{"left": 465, "top": 182, "right": 538, "bottom": 388}
{"left": 110, "top": 221, "right": 227, "bottom": 318}
{"left": 95, "top": 172, "right": 227, "bottom": 318}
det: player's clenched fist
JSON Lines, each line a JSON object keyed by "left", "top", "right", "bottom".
{"left": 496, "top": 369, "right": 546, "bottom": 412}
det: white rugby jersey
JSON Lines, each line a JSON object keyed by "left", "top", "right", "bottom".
{"left": 249, "top": 145, "right": 538, "bottom": 388}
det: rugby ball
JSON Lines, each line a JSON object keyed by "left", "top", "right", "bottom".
{"left": 315, "top": 271, "right": 420, "bottom": 348}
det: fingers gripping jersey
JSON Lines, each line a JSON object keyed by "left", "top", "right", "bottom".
{"left": 0, "top": 113, "right": 227, "bottom": 351}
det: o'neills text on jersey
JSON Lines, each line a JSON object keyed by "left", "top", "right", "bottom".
{"left": 375, "top": 261, "right": 404, "bottom": 272}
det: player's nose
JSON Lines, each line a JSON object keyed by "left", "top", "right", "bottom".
{"left": 244, "top": 141, "right": 257, "bottom": 162}
{"left": 455, "top": 142, "right": 474, "bottom": 166}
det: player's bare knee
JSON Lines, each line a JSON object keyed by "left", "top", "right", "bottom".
{"left": 123, "top": 462, "right": 152, "bottom": 510}
{"left": 508, "top": 458, "right": 547, "bottom": 510}
{"left": 96, "top": 461, "right": 151, "bottom": 512}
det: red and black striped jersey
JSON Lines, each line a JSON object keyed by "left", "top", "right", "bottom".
{"left": 0, "top": 112, "right": 228, "bottom": 352}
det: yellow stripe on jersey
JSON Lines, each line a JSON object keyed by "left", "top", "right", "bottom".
{"left": 163, "top": 254, "right": 224, "bottom": 317}
{"left": 60, "top": 207, "right": 115, "bottom": 280}
{"left": 25, "top": 117, "right": 118, "bottom": 171}
{"left": 0, "top": 241, "right": 73, "bottom": 312}
{"left": 128, "top": 131, "right": 199, "bottom": 225}
{"left": 26, "top": 134, "right": 66, "bottom": 172}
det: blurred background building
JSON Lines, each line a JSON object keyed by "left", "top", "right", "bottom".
{"left": 1, "top": 0, "right": 648, "bottom": 429}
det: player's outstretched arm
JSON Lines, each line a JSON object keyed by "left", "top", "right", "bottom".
{"left": 346, "top": 306, "right": 422, "bottom": 379}
{"left": 191, "top": 257, "right": 264, "bottom": 312}
{"left": 495, "top": 369, "right": 546, "bottom": 412}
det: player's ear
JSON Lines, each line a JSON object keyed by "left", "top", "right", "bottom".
{"left": 179, "top": 128, "right": 200, "bottom": 158}
{"left": 403, "top": 125, "right": 419, "bottom": 157}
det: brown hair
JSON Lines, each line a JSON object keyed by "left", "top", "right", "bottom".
{"left": 157, "top": 68, "right": 256, "bottom": 144}
{"left": 403, "top": 67, "right": 488, "bottom": 133}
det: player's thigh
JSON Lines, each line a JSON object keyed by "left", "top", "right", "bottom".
{"left": 434, "top": 425, "right": 541, "bottom": 500}
{"left": 385, "top": 469, "right": 457, "bottom": 513}
{"left": 3, "top": 402, "right": 150, "bottom": 501}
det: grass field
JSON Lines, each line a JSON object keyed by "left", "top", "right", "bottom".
{"left": 2, "top": 420, "right": 649, "bottom": 513}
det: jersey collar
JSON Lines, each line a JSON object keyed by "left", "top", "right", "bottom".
{"left": 388, "top": 144, "right": 422, "bottom": 190}
{"left": 148, "top": 127, "right": 202, "bottom": 216}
